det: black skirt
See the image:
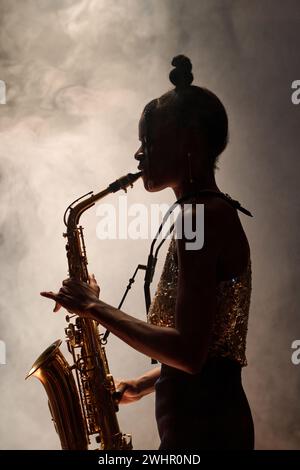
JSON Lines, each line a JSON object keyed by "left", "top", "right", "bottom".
{"left": 155, "top": 357, "right": 254, "bottom": 450}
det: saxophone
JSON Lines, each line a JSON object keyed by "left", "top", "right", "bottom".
{"left": 26, "top": 172, "right": 142, "bottom": 450}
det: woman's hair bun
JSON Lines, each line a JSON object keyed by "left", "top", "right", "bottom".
{"left": 169, "top": 55, "right": 194, "bottom": 90}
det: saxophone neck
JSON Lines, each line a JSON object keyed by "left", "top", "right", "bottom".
{"left": 64, "top": 172, "right": 142, "bottom": 230}
{"left": 64, "top": 171, "right": 142, "bottom": 281}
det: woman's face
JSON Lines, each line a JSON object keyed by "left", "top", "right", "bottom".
{"left": 134, "top": 111, "right": 184, "bottom": 192}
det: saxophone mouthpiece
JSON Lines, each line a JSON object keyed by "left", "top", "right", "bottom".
{"left": 109, "top": 171, "right": 142, "bottom": 193}
{"left": 130, "top": 171, "right": 143, "bottom": 181}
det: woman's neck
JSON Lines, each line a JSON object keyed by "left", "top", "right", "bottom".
{"left": 173, "top": 171, "right": 220, "bottom": 200}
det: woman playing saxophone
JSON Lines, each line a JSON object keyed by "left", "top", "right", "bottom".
{"left": 41, "top": 55, "right": 254, "bottom": 450}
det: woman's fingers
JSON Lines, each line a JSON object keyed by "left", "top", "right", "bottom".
{"left": 40, "top": 291, "right": 70, "bottom": 313}
{"left": 40, "top": 280, "right": 96, "bottom": 317}
{"left": 113, "top": 382, "right": 128, "bottom": 402}
{"left": 62, "top": 277, "right": 99, "bottom": 298}
{"left": 40, "top": 291, "right": 61, "bottom": 312}
{"left": 89, "top": 273, "right": 100, "bottom": 297}
{"left": 40, "top": 289, "right": 68, "bottom": 301}
{"left": 62, "top": 278, "right": 80, "bottom": 287}
{"left": 53, "top": 302, "right": 62, "bottom": 313}
{"left": 40, "top": 291, "right": 58, "bottom": 300}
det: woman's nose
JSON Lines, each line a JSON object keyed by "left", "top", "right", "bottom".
{"left": 134, "top": 148, "right": 144, "bottom": 161}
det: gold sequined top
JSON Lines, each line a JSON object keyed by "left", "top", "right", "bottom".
{"left": 147, "top": 237, "right": 252, "bottom": 367}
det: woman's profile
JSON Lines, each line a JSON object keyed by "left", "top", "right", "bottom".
{"left": 41, "top": 55, "right": 255, "bottom": 450}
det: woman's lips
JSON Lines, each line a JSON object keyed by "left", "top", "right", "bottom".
{"left": 138, "top": 162, "right": 146, "bottom": 171}
{"left": 137, "top": 160, "right": 149, "bottom": 179}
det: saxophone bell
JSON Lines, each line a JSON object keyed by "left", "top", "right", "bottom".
{"left": 26, "top": 340, "right": 89, "bottom": 450}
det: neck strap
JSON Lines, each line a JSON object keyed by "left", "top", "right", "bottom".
{"left": 175, "top": 190, "right": 253, "bottom": 217}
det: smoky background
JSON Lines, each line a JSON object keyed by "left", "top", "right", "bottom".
{"left": 0, "top": 0, "right": 299, "bottom": 449}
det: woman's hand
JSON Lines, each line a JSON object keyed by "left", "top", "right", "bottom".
{"left": 89, "top": 273, "right": 100, "bottom": 298}
{"left": 40, "top": 274, "right": 100, "bottom": 318}
{"left": 114, "top": 378, "right": 142, "bottom": 405}
{"left": 114, "top": 367, "right": 161, "bottom": 405}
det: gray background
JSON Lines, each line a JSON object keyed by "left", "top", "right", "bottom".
{"left": 0, "top": 0, "right": 299, "bottom": 449}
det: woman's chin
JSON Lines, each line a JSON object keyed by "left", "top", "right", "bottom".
{"left": 142, "top": 175, "right": 166, "bottom": 193}
{"left": 142, "top": 175, "right": 156, "bottom": 192}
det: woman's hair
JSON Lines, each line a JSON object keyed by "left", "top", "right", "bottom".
{"left": 143, "top": 55, "right": 228, "bottom": 169}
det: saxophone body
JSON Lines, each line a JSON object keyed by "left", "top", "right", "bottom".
{"left": 27, "top": 172, "right": 142, "bottom": 450}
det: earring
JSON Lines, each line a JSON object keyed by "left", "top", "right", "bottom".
{"left": 187, "top": 152, "right": 194, "bottom": 183}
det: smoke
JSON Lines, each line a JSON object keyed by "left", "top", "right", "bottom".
{"left": 0, "top": 0, "right": 300, "bottom": 449}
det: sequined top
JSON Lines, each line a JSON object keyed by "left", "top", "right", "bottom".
{"left": 147, "top": 237, "right": 252, "bottom": 367}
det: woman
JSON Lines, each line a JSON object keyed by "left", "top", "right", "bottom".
{"left": 41, "top": 55, "right": 254, "bottom": 450}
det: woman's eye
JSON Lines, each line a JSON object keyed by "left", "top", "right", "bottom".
{"left": 140, "top": 137, "right": 153, "bottom": 155}
{"left": 143, "top": 138, "right": 153, "bottom": 147}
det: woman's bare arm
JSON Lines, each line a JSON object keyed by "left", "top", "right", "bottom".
{"left": 136, "top": 366, "right": 161, "bottom": 396}
{"left": 115, "top": 366, "right": 161, "bottom": 405}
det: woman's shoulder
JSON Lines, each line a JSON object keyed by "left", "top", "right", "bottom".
{"left": 181, "top": 192, "right": 243, "bottom": 237}
{"left": 179, "top": 193, "right": 250, "bottom": 277}
{"left": 206, "top": 196, "right": 250, "bottom": 277}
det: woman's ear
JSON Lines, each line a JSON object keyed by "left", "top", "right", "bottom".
{"left": 190, "top": 127, "right": 210, "bottom": 158}
{"left": 179, "top": 126, "right": 204, "bottom": 155}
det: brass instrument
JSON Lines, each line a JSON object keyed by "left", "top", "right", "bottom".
{"left": 26, "top": 172, "right": 142, "bottom": 450}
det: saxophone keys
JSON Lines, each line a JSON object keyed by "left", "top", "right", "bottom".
{"left": 65, "top": 314, "right": 76, "bottom": 323}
